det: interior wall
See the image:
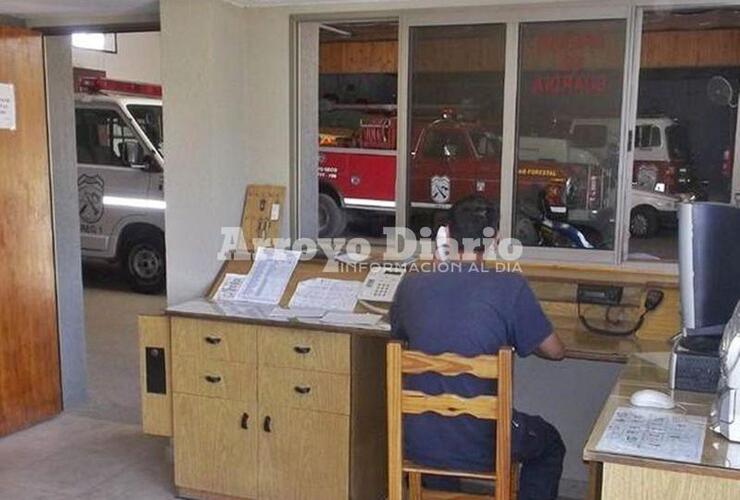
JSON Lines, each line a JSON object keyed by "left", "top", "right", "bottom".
{"left": 72, "top": 31, "right": 161, "bottom": 84}
{"left": 160, "top": 2, "right": 632, "bottom": 489}
{"left": 45, "top": 35, "right": 87, "bottom": 408}
{"left": 161, "top": 0, "right": 248, "bottom": 305}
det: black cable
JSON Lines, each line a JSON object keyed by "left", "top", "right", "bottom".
{"left": 578, "top": 301, "right": 647, "bottom": 337}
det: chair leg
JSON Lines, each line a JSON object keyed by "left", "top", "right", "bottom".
{"left": 510, "top": 464, "right": 520, "bottom": 500}
{"left": 409, "top": 471, "right": 422, "bottom": 500}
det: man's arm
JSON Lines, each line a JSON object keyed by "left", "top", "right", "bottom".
{"left": 534, "top": 332, "right": 565, "bottom": 360}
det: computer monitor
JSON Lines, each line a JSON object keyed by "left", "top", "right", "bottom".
{"left": 679, "top": 202, "right": 740, "bottom": 337}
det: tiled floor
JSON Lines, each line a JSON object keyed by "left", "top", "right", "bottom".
{"left": 0, "top": 414, "right": 174, "bottom": 499}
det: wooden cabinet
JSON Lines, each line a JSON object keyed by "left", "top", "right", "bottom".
{"left": 258, "top": 407, "right": 349, "bottom": 500}
{"left": 141, "top": 317, "right": 386, "bottom": 500}
{"left": 174, "top": 394, "right": 258, "bottom": 498}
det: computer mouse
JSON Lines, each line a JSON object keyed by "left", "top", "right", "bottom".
{"left": 630, "top": 389, "right": 676, "bottom": 409}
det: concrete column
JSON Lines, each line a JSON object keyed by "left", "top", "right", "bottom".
{"left": 45, "top": 35, "right": 87, "bottom": 408}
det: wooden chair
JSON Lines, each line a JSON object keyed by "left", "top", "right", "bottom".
{"left": 387, "top": 342, "right": 517, "bottom": 500}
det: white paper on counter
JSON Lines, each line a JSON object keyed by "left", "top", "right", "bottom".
{"left": 596, "top": 406, "right": 707, "bottom": 463}
{"left": 321, "top": 312, "right": 382, "bottom": 326}
{"left": 269, "top": 306, "right": 327, "bottom": 319}
{"left": 288, "top": 278, "right": 361, "bottom": 312}
{"left": 234, "top": 247, "right": 301, "bottom": 304}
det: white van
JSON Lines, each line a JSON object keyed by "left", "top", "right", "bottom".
{"left": 75, "top": 78, "right": 165, "bottom": 293}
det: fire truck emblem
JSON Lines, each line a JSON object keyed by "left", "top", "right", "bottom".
{"left": 430, "top": 176, "right": 451, "bottom": 204}
{"left": 78, "top": 174, "right": 105, "bottom": 224}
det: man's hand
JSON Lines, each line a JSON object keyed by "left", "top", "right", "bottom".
{"left": 535, "top": 333, "right": 565, "bottom": 360}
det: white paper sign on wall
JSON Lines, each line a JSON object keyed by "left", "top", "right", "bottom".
{"left": 0, "top": 83, "right": 17, "bottom": 131}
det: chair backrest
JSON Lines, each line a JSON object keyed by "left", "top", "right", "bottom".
{"left": 387, "top": 342, "right": 513, "bottom": 500}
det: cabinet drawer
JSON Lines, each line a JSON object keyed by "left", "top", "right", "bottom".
{"left": 173, "top": 355, "right": 257, "bottom": 404}
{"left": 172, "top": 317, "right": 257, "bottom": 364}
{"left": 260, "top": 367, "right": 350, "bottom": 415}
{"left": 258, "top": 328, "right": 350, "bottom": 374}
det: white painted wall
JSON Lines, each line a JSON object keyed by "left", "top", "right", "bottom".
{"left": 158, "top": 0, "right": 663, "bottom": 489}
{"left": 73, "top": 31, "right": 161, "bottom": 84}
{"left": 161, "top": 0, "right": 248, "bottom": 304}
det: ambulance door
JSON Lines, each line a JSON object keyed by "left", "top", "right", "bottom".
{"left": 75, "top": 106, "right": 151, "bottom": 257}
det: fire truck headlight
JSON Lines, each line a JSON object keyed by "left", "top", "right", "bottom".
{"left": 654, "top": 182, "right": 666, "bottom": 193}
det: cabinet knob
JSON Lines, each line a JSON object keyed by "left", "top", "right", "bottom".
{"left": 241, "top": 412, "right": 249, "bottom": 430}
{"left": 204, "top": 375, "right": 222, "bottom": 384}
{"left": 294, "top": 385, "right": 311, "bottom": 395}
{"left": 263, "top": 416, "right": 272, "bottom": 433}
{"left": 293, "top": 346, "right": 311, "bottom": 354}
{"left": 204, "top": 335, "right": 222, "bottom": 345}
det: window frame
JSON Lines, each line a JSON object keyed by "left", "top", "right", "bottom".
{"left": 294, "top": 2, "right": 734, "bottom": 273}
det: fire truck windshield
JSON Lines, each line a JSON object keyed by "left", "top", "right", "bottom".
{"left": 128, "top": 104, "right": 163, "bottom": 155}
{"left": 469, "top": 131, "right": 502, "bottom": 158}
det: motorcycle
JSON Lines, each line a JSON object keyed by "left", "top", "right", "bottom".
{"left": 515, "top": 190, "right": 599, "bottom": 249}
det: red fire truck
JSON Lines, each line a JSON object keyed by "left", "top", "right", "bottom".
{"left": 318, "top": 110, "right": 608, "bottom": 237}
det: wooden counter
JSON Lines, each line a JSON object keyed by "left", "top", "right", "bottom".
{"left": 140, "top": 258, "right": 680, "bottom": 499}
{"left": 206, "top": 258, "right": 679, "bottom": 362}
{"left": 583, "top": 353, "right": 740, "bottom": 499}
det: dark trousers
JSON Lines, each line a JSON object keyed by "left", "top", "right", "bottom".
{"left": 422, "top": 411, "right": 565, "bottom": 500}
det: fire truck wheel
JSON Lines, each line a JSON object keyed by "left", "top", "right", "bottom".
{"left": 319, "top": 193, "right": 347, "bottom": 238}
{"left": 123, "top": 234, "right": 166, "bottom": 294}
{"left": 630, "top": 206, "right": 659, "bottom": 239}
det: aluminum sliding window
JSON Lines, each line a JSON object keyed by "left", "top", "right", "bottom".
{"left": 295, "top": 5, "right": 638, "bottom": 264}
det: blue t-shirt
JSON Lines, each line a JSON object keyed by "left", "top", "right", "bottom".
{"left": 389, "top": 265, "right": 552, "bottom": 471}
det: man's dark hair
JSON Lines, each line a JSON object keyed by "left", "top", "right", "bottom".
{"left": 448, "top": 195, "right": 499, "bottom": 247}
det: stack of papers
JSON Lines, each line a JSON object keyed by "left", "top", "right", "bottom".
{"left": 214, "top": 247, "right": 301, "bottom": 304}
{"left": 288, "top": 278, "right": 361, "bottom": 312}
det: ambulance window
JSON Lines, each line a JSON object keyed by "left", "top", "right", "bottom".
{"left": 634, "top": 125, "right": 661, "bottom": 148}
{"left": 128, "top": 105, "right": 163, "bottom": 154}
{"left": 75, "top": 108, "right": 139, "bottom": 167}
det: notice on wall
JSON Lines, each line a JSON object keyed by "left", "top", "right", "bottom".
{"left": 0, "top": 83, "right": 16, "bottom": 131}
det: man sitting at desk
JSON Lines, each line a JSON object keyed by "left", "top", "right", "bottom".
{"left": 390, "top": 195, "right": 566, "bottom": 500}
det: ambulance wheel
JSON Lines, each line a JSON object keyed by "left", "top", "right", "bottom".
{"left": 318, "top": 193, "right": 346, "bottom": 238}
{"left": 630, "top": 206, "right": 659, "bottom": 239}
{"left": 124, "top": 233, "right": 166, "bottom": 294}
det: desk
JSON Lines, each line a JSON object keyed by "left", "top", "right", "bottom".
{"left": 140, "top": 259, "right": 679, "bottom": 499}
{"left": 583, "top": 353, "right": 740, "bottom": 499}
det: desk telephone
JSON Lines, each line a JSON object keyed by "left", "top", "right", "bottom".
{"left": 358, "top": 266, "right": 406, "bottom": 302}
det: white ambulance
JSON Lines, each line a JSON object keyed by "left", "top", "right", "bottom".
{"left": 75, "top": 77, "right": 165, "bottom": 293}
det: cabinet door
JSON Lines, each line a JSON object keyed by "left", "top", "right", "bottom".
{"left": 259, "top": 407, "right": 349, "bottom": 500}
{"left": 173, "top": 394, "right": 257, "bottom": 498}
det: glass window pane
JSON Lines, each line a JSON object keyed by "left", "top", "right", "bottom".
{"left": 408, "top": 24, "right": 506, "bottom": 233}
{"left": 128, "top": 105, "right": 163, "bottom": 154}
{"left": 316, "top": 22, "right": 398, "bottom": 239}
{"left": 514, "top": 20, "right": 626, "bottom": 250}
{"left": 75, "top": 108, "right": 139, "bottom": 167}
{"left": 628, "top": 8, "right": 740, "bottom": 261}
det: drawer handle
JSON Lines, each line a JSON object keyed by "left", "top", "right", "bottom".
{"left": 204, "top": 336, "right": 222, "bottom": 345}
{"left": 293, "top": 346, "right": 311, "bottom": 354}
{"left": 204, "top": 375, "right": 222, "bottom": 384}
{"left": 263, "top": 416, "right": 272, "bottom": 433}
{"left": 241, "top": 412, "right": 249, "bottom": 430}
{"left": 294, "top": 385, "right": 311, "bottom": 395}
